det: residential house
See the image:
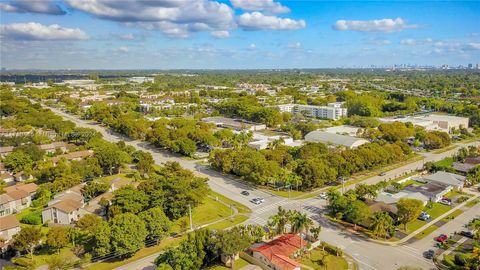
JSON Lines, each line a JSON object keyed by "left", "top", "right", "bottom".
{"left": 376, "top": 191, "right": 430, "bottom": 206}
{"left": 202, "top": 116, "right": 266, "bottom": 131}
{"left": 418, "top": 171, "right": 466, "bottom": 190}
{"left": 0, "top": 172, "right": 14, "bottom": 184}
{"left": 404, "top": 181, "right": 452, "bottom": 202}
{"left": 13, "top": 172, "right": 33, "bottom": 182}
{"left": 39, "top": 142, "right": 71, "bottom": 154}
{"left": 453, "top": 156, "right": 480, "bottom": 173}
{"left": 0, "top": 215, "right": 20, "bottom": 253}
{"left": 0, "top": 183, "right": 38, "bottom": 217}
{"left": 51, "top": 150, "right": 94, "bottom": 164}
{"left": 251, "top": 234, "right": 304, "bottom": 270}
{"left": 42, "top": 185, "right": 86, "bottom": 225}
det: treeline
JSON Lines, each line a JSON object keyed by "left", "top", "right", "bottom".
{"left": 215, "top": 96, "right": 290, "bottom": 127}
{"left": 209, "top": 141, "right": 411, "bottom": 190}
{"left": 357, "top": 121, "right": 452, "bottom": 150}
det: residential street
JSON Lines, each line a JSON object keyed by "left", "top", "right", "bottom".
{"left": 44, "top": 104, "right": 479, "bottom": 270}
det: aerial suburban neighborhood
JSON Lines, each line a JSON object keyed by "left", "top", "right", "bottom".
{"left": 0, "top": 1, "right": 480, "bottom": 270}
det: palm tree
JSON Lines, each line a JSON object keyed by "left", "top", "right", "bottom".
{"left": 309, "top": 225, "right": 322, "bottom": 241}
{"left": 370, "top": 212, "right": 394, "bottom": 240}
{"left": 267, "top": 138, "right": 285, "bottom": 150}
{"left": 290, "top": 212, "right": 313, "bottom": 237}
{"left": 267, "top": 207, "right": 291, "bottom": 235}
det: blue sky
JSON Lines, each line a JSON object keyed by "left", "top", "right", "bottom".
{"left": 1, "top": 0, "right": 479, "bottom": 69}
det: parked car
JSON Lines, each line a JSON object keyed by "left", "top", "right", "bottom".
{"left": 460, "top": 230, "right": 475, "bottom": 238}
{"left": 424, "top": 249, "right": 435, "bottom": 259}
{"left": 318, "top": 192, "right": 328, "bottom": 199}
{"left": 435, "top": 234, "right": 448, "bottom": 243}
{"left": 241, "top": 191, "right": 250, "bottom": 196}
{"left": 418, "top": 212, "right": 431, "bottom": 221}
{"left": 379, "top": 172, "right": 387, "bottom": 176}
{"left": 439, "top": 199, "right": 452, "bottom": 206}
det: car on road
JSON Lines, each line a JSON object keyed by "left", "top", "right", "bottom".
{"left": 241, "top": 191, "right": 250, "bottom": 196}
{"left": 418, "top": 212, "right": 431, "bottom": 221}
{"left": 318, "top": 192, "right": 328, "bottom": 199}
{"left": 460, "top": 230, "right": 475, "bottom": 238}
{"left": 435, "top": 234, "right": 448, "bottom": 243}
{"left": 424, "top": 249, "right": 435, "bottom": 259}
{"left": 250, "top": 198, "right": 264, "bottom": 205}
{"left": 379, "top": 172, "right": 387, "bottom": 176}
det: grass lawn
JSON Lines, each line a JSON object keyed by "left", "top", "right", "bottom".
{"left": 434, "top": 157, "right": 454, "bottom": 167}
{"left": 206, "top": 258, "right": 250, "bottom": 270}
{"left": 441, "top": 209, "right": 463, "bottom": 222}
{"left": 400, "top": 178, "right": 424, "bottom": 187}
{"left": 170, "top": 196, "right": 232, "bottom": 232}
{"left": 300, "top": 248, "right": 348, "bottom": 270}
{"left": 466, "top": 199, "right": 480, "bottom": 208}
{"left": 443, "top": 190, "right": 472, "bottom": 199}
{"left": 32, "top": 247, "right": 77, "bottom": 267}
{"left": 425, "top": 203, "right": 452, "bottom": 219}
{"left": 400, "top": 219, "right": 426, "bottom": 235}
{"left": 206, "top": 215, "right": 249, "bottom": 231}
{"left": 414, "top": 225, "right": 439, "bottom": 240}
{"left": 209, "top": 191, "right": 251, "bottom": 214}
{"left": 15, "top": 207, "right": 41, "bottom": 221}
{"left": 87, "top": 236, "right": 185, "bottom": 270}
{"left": 432, "top": 145, "right": 457, "bottom": 154}
{"left": 263, "top": 187, "right": 306, "bottom": 198}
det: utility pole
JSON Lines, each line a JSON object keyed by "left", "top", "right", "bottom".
{"left": 189, "top": 204, "right": 193, "bottom": 231}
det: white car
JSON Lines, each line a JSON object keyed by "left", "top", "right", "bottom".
{"left": 250, "top": 198, "right": 264, "bottom": 205}
{"left": 318, "top": 192, "right": 328, "bottom": 199}
{"left": 439, "top": 199, "right": 452, "bottom": 206}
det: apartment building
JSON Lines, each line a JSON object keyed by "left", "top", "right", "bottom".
{"left": 276, "top": 102, "right": 348, "bottom": 120}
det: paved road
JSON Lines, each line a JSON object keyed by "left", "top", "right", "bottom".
{"left": 43, "top": 104, "right": 479, "bottom": 270}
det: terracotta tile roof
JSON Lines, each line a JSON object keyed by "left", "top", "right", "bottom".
{"left": 5, "top": 189, "right": 29, "bottom": 200}
{"left": 4, "top": 183, "right": 38, "bottom": 194}
{"left": 0, "top": 146, "right": 14, "bottom": 154}
{"left": 51, "top": 150, "right": 93, "bottom": 163}
{"left": 0, "top": 215, "right": 20, "bottom": 231}
{"left": 251, "top": 234, "right": 304, "bottom": 270}
{"left": 271, "top": 254, "right": 301, "bottom": 270}
{"left": 0, "top": 193, "right": 14, "bottom": 204}
{"left": 46, "top": 198, "right": 83, "bottom": 213}
{"left": 39, "top": 142, "right": 68, "bottom": 150}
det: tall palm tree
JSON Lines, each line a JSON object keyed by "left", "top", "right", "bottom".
{"left": 370, "top": 212, "right": 394, "bottom": 240}
{"left": 267, "top": 207, "right": 291, "bottom": 235}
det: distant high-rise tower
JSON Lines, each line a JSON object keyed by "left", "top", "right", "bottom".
{"left": 468, "top": 63, "right": 473, "bottom": 69}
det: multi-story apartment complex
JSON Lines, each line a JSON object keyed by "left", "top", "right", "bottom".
{"left": 276, "top": 102, "right": 348, "bottom": 120}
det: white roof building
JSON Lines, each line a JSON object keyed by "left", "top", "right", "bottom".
{"left": 421, "top": 171, "right": 466, "bottom": 190}
{"left": 323, "top": 125, "right": 361, "bottom": 137}
{"left": 304, "top": 130, "right": 368, "bottom": 149}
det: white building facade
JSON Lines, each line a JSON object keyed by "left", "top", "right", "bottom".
{"left": 276, "top": 102, "right": 347, "bottom": 120}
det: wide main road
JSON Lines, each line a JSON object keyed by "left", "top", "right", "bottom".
{"left": 43, "top": 103, "right": 478, "bottom": 270}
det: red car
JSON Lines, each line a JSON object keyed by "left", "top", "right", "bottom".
{"left": 435, "top": 234, "right": 448, "bottom": 242}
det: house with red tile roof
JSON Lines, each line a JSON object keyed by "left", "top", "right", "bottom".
{"left": 251, "top": 234, "right": 305, "bottom": 270}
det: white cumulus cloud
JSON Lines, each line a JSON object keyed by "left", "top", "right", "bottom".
{"left": 211, "top": 30, "right": 230, "bottom": 38}
{"left": 230, "top": 0, "right": 289, "bottom": 13}
{"left": 238, "top": 12, "right": 306, "bottom": 31}
{"left": 333, "top": 18, "right": 417, "bottom": 33}
{"left": 0, "top": 0, "right": 66, "bottom": 15}
{"left": 66, "top": 0, "right": 235, "bottom": 38}
{"left": 0, "top": 22, "right": 89, "bottom": 41}
{"left": 248, "top": 43, "right": 257, "bottom": 50}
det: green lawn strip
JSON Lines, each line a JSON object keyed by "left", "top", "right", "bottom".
{"left": 206, "top": 215, "right": 249, "bottom": 231}
{"left": 300, "top": 248, "right": 348, "bottom": 270}
{"left": 399, "top": 219, "right": 426, "bottom": 235}
{"left": 87, "top": 236, "right": 185, "bottom": 270}
{"left": 261, "top": 187, "right": 306, "bottom": 199}
{"left": 414, "top": 225, "right": 439, "bottom": 240}
{"left": 170, "top": 196, "right": 232, "bottom": 232}
{"left": 433, "top": 157, "right": 454, "bottom": 167}
{"left": 32, "top": 247, "right": 77, "bottom": 267}
{"left": 209, "top": 190, "right": 252, "bottom": 214}
{"left": 335, "top": 154, "right": 424, "bottom": 189}
{"left": 15, "top": 207, "right": 41, "bottom": 222}
{"left": 432, "top": 145, "right": 457, "bottom": 154}
{"left": 206, "top": 258, "right": 250, "bottom": 270}
{"left": 466, "top": 199, "right": 480, "bottom": 208}
{"left": 441, "top": 209, "right": 463, "bottom": 222}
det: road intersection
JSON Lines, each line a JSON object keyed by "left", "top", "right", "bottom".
{"left": 44, "top": 104, "right": 479, "bottom": 270}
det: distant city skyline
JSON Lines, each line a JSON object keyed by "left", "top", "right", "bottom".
{"left": 1, "top": 0, "right": 479, "bottom": 70}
